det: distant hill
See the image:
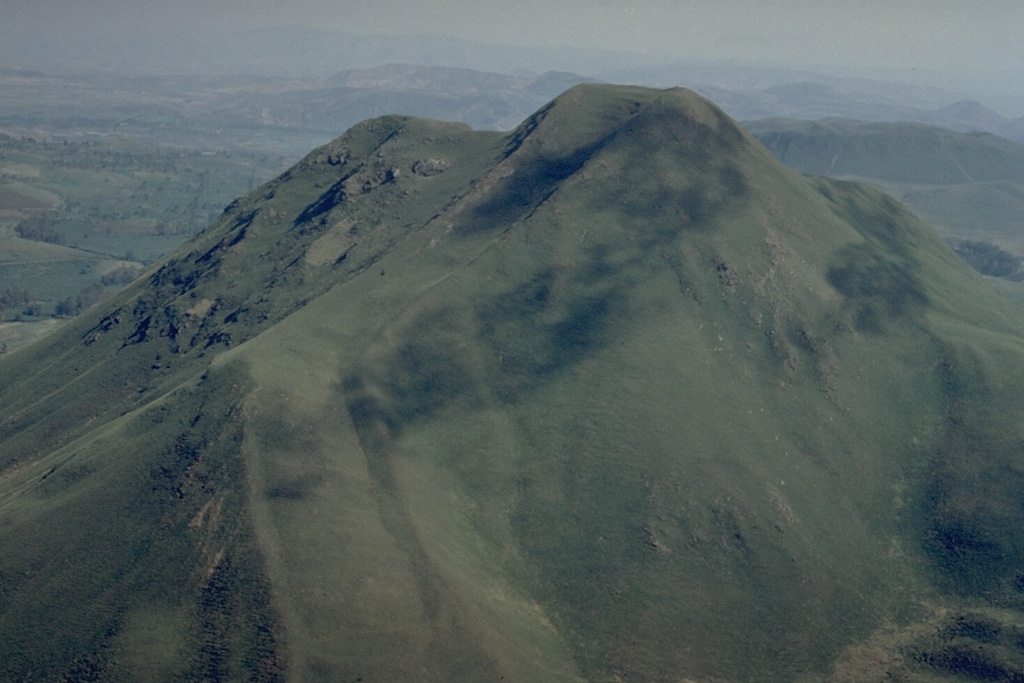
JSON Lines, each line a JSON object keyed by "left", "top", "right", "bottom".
{"left": 920, "top": 99, "right": 1014, "bottom": 134}
{"left": 6, "top": 85, "right": 1024, "bottom": 681}
{"left": 731, "top": 93, "right": 1024, "bottom": 143}
{"left": 746, "top": 117, "right": 1024, "bottom": 260}
{"left": 746, "top": 117, "right": 1024, "bottom": 184}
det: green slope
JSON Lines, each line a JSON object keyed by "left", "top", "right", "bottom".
{"left": 4, "top": 85, "right": 1024, "bottom": 681}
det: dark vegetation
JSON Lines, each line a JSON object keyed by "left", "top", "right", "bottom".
{"left": 952, "top": 239, "right": 1023, "bottom": 278}
{"left": 53, "top": 282, "right": 105, "bottom": 318}
{"left": 14, "top": 214, "right": 66, "bottom": 244}
{"left": 0, "top": 287, "right": 34, "bottom": 312}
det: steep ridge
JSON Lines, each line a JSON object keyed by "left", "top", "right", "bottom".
{"left": 4, "top": 85, "right": 1024, "bottom": 681}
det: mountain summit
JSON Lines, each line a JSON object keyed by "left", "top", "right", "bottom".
{"left": 5, "top": 84, "right": 1024, "bottom": 681}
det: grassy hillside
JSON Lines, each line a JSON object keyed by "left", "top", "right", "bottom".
{"left": 4, "top": 85, "right": 1024, "bottom": 681}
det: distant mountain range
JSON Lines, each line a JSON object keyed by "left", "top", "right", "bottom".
{"left": 717, "top": 82, "right": 1024, "bottom": 143}
{"left": 4, "top": 22, "right": 1023, "bottom": 115}
{"left": 6, "top": 84, "right": 1024, "bottom": 681}
{"left": 6, "top": 60, "right": 1024, "bottom": 159}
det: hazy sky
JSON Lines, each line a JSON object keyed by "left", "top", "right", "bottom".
{"left": 5, "top": 0, "right": 1023, "bottom": 72}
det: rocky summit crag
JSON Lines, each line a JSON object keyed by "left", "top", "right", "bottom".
{"left": 5, "top": 84, "right": 1024, "bottom": 681}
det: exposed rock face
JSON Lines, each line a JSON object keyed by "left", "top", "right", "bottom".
{"left": 411, "top": 157, "right": 450, "bottom": 176}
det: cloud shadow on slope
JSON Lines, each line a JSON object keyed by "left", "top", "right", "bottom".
{"left": 458, "top": 140, "right": 608, "bottom": 235}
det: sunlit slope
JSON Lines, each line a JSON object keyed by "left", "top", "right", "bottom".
{"left": 5, "top": 85, "right": 1024, "bottom": 681}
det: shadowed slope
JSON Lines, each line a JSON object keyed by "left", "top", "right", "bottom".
{"left": 4, "top": 85, "right": 1024, "bottom": 681}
